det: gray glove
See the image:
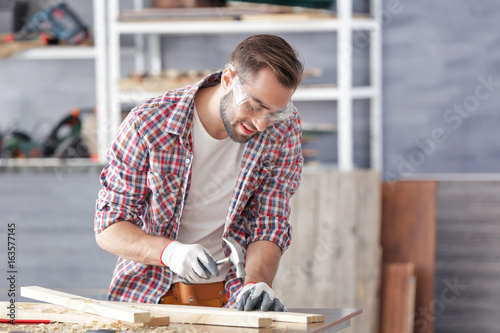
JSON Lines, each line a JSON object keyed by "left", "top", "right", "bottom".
{"left": 235, "top": 282, "right": 286, "bottom": 311}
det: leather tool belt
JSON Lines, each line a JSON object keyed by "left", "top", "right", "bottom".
{"left": 159, "top": 281, "right": 227, "bottom": 307}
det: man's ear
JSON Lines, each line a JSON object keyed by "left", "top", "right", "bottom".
{"left": 221, "top": 67, "right": 233, "bottom": 89}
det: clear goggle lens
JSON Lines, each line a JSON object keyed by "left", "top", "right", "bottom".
{"left": 228, "top": 64, "right": 295, "bottom": 124}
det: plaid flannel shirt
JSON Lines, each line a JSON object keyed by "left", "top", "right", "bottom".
{"left": 94, "top": 71, "right": 303, "bottom": 307}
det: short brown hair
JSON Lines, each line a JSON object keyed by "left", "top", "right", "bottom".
{"left": 229, "top": 34, "right": 304, "bottom": 89}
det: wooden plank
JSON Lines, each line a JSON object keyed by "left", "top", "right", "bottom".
{"left": 20, "top": 286, "right": 151, "bottom": 324}
{"left": 313, "top": 168, "right": 339, "bottom": 307}
{"left": 336, "top": 172, "right": 359, "bottom": 333}
{"left": 0, "top": 302, "right": 169, "bottom": 327}
{"left": 354, "top": 170, "right": 382, "bottom": 333}
{"left": 381, "top": 181, "right": 436, "bottom": 333}
{"left": 114, "top": 302, "right": 270, "bottom": 327}
{"left": 274, "top": 169, "right": 382, "bottom": 333}
{"left": 112, "top": 302, "right": 322, "bottom": 326}
{"left": 260, "top": 311, "right": 323, "bottom": 324}
{"left": 273, "top": 169, "right": 301, "bottom": 305}
{"left": 335, "top": 172, "right": 357, "bottom": 308}
{"left": 435, "top": 181, "right": 500, "bottom": 333}
{"left": 275, "top": 169, "right": 319, "bottom": 307}
{"left": 295, "top": 170, "right": 320, "bottom": 308}
{"left": 379, "top": 263, "right": 416, "bottom": 333}
{"left": 240, "top": 13, "right": 337, "bottom": 21}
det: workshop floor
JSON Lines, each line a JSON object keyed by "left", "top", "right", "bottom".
{"left": 0, "top": 171, "right": 117, "bottom": 302}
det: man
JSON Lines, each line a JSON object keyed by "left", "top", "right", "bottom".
{"left": 94, "top": 34, "right": 304, "bottom": 311}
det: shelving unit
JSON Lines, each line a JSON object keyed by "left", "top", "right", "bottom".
{"left": 0, "top": 0, "right": 107, "bottom": 167}
{"left": 102, "top": 0, "right": 382, "bottom": 171}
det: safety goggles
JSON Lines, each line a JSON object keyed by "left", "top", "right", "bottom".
{"left": 227, "top": 64, "right": 295, "bottom": 125}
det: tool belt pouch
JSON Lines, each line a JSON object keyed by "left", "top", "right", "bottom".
{"left": 160, "top": 282, "right": 227, "bottom": 307}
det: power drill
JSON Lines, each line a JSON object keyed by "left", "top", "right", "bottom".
{"left": 5, "top": 2, "right": 88, "bottom": 45}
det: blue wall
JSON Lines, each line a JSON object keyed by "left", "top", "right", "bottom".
{"left": 382, "top": 1, "right": 500, "bottom": 179}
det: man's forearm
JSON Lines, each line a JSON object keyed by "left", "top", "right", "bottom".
{"left": 95, "top": 221, "right": 171, "bottom": 266}
{"left": 243, "top": 240, "right": 282, "bottom": 286}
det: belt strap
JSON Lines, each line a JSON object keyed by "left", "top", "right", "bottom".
{"left": 159, "top": 281, "right": 227, "bottom": 307}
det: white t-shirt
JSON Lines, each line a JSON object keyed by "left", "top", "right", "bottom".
{"left": 175, "top": 107, "right": 246, "bottom": 283}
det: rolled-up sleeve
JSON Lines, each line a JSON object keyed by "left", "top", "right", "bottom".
{"left": 247, "top": 115, "right": 303, "bottom": 253}
{"left": 94, "top": 112, "right": 150, "bottom": 234}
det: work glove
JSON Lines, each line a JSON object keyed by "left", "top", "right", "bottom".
{"left": 160, "top": 241, "right": 220, "bottom": 284}
{"left": 236, "top": 282, "right": 286, "bottom": 311}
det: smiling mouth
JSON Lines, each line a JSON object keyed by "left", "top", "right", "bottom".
{"left": 240, "top": 122, "right": 257, "bottom": 135}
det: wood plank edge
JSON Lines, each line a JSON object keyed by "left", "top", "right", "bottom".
{"left": 20, "top": 286, "right": 151, "bottom": 324}
{"left": 0, "top": 302, "right": 169, "bottom": 327}
{"left": 109, "top": 302, "right": 323, "bottom": 324}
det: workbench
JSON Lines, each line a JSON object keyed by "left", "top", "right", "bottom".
{"left": 1, "top": 308, "right": 361, "bottom": 333}
{"left": 2, "top": 287, "right": 362, "bottom": 332}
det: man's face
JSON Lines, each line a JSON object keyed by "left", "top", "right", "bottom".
{"left": 220, "top": 90, "right": 258, "bottom": 144}
{"left": 220, "top": 67, "right": 295, "bottom": 144}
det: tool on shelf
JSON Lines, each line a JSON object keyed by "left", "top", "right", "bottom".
{"left": 4, "top": 2, "right": 88, "bottom": 45}
{"left": 0, "top": 107, "right": 91, "bottom": 159}
{"left": 42, "top": 107, "right": 90, "bottom": 158}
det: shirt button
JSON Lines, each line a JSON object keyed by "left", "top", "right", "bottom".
{"left": 186, "top": 158, "right": 191, "bottom": 164}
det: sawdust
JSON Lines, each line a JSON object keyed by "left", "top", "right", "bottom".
{"left": 0, "top": 322, "right": 213, "bottom": 332}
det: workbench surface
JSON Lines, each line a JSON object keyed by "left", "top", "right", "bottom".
{"left": 1, "top": 308, "right": 361, "bottom": 333}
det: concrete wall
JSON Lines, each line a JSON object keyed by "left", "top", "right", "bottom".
{"left": 382, "top": 1, "right": 500, "bottom": 179}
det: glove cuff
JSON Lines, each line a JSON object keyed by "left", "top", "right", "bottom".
{"left": 160, "top": 239, "right": 178, "bottom": 266}
{"left": 242, "top": 282, "right": 272, "bottom": 288}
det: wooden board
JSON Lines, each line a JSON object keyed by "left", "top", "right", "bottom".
{"left": 435, "top": 181, "right": 500, "bottom": 332}
{"left": 113, "top": 302, "right": 323, "bottom": 325}
{"left": 381, "top": 181, "right": 436, "bottom": 333}
{"left": 354, "top": 170, "right": 382, "bottom": 333}
{"left": 379, "top": 263, "right": 416, "bottom": 333}
{"left": 313, "top": 169, "right": 339, "bottom": 307}
{"left": 0, "top": 36, "right": 45, "bottom": 58}
{"left": 20, "top": 286, "right": 151, "bottom": 324}
{"left": 18, "top": 286, "right": 322, "bottom": 329}
{"left": 0, "top": 302, "right": 169, "bottom": 327}
{"left": 274, "top": 169, "right": 382, "bottom": 333}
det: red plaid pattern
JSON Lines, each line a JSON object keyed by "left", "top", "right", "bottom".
{"left": 94, "top": 71, "right": 303, "bottom": 306}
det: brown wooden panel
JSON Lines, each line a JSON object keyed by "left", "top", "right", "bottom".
{"left": 380, "top": 262, "right": 416, "bottom": 333}
{"left": 381, "top": 181, "right": 436, "bottom": 333}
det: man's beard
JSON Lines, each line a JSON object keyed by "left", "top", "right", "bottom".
{"left": 220, "top": 91, "right": 258, "bottom": 144}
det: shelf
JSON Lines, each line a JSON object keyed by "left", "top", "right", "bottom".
{"left": 0, "top": 158, "right": 105, "bottom": 171}
{"left": 302, "top": 122, "right": 336, "bottom": 132}
{"left": 104, "top": 0, "right": 383, "bottom": 170}
{"left": 293, "top": 85, "right": 377, "bottom": 101}
{"left": 8, "top": 45, "right": 138, "bottom": 60}
{"left": 10, "top": 46, "right": 97, "bottom": 60}
{"left": 118, "top": 85, "right": 377, "bottom": 104}
{"left": 115, "top": 17, "right": 378, "bottom": 35}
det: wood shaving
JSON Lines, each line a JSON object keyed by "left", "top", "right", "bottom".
{"left": 1, "top": 322, "right": 209, "bottom": 332}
